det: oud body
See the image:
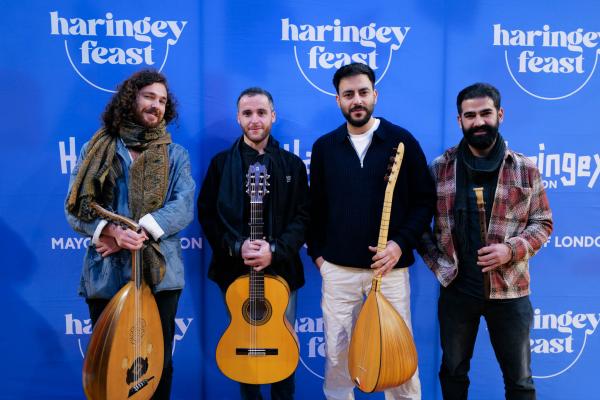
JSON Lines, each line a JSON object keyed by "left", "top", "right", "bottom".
{"left": 83, "top": 203, "right": 164, "bottom": 400}
{"left": 347, "top": 143, "right": 418, "bottom": 392}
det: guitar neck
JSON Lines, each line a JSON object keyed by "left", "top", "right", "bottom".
{"left": 249, "top": 198, "right": 265, "bottom": 301}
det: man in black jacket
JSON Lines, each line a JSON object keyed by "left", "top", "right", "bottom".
{"left": 198, "top": 87, "right": 309, "bottom": 400}
{"left": 307, "top": 63, "right": 435, "bottom": 399}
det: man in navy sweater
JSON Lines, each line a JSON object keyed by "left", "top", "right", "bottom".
{"left": 307, "top": 63, "right": 435, "bottom": 400}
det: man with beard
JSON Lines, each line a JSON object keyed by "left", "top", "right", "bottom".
{"left": 307, "top": 62, "right": 435, "bottom": 399}
{"left": 419, "top": 83, "right": 553, "bottom": 399}
{"left": 197, "top": 87, "right": 309, "bottom": 399}
{"left": 65, "top": 69, "right": 195, "bottom": 399}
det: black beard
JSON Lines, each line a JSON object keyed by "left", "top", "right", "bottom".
{"left": 462, "top": 123, "right": 499, "bottom": 150}
{"left": 342, "top": 106, "right": 372, "bottom": 128}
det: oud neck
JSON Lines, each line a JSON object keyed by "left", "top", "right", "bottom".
{"left": 131, "top": 249, "right": 143, "bottom": 288}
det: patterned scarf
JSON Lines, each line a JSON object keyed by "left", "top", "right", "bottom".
{"left": 67, "top": 120, "right": 171, "bottom": 286}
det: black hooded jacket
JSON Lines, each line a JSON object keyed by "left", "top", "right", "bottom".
{"left": 198, "top": 136, "right": 309, "bottom": 291}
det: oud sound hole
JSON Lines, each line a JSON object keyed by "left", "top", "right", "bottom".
{"left": 129, "top": 319, "right": 147, "bottom": 345}
{"left": 242, "top": 299, "right": 272, "bottom": 326}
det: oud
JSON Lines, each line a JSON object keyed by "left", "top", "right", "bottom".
{"left": 82, "top": 202, "right": 164, "bottom": 400}
{"left": 348, "top": 143, "right": 418, "bottom": 392}
{"left": 216, "top": 162, "right": 299, "bottom": 384}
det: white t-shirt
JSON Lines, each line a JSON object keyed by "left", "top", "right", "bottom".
{"left": 348, "top": 118, "right": 380, "bottom": 167}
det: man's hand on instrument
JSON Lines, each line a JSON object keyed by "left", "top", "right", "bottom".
{"left": 369, "top": 240, "right": 402, "bottom": 277}
{"left": 95, "top": 235, "right": 121, "bottom": 257}
{"left": 315, "top": 256, "right": 324, "bottom": 269}
{"left": 241, "top": 239, "right": 272, "bottom": 271}
{"left": 477, "top": 243, "right": 512, "bottom": 272}
{"left": 104, "top": 223, "right": 146, "bottom": 250}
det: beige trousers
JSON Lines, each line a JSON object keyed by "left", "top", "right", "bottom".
{"left": 320, "top": 260, "right": 421, "bottom": 400}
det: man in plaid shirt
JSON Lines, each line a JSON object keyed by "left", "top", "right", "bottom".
{"left": 420, "top": 83, "right": 553, "bottom": 400}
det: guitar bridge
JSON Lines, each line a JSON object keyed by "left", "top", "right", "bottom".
{"left": 235, "top": 348, "right": 278, "bottom": 356}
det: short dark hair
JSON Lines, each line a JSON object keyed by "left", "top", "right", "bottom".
{"left": 456, "top": 83, "right": 501, "bottom": 114}
{"left": 332, "top": 63, "right": 376, "bottom": 93}
{"left": 237, "top": 87, "right": 274, "bottom": 110}
{"left": 102, "top": 69, "right": 178, "bottom": 133}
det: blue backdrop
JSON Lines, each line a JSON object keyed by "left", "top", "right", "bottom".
{"left": 1, "top": 1, "right": 599, "bottom": 399}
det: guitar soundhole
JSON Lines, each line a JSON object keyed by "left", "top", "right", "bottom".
{"left": 242, "top": 299, "right": 272, "bottom": 326}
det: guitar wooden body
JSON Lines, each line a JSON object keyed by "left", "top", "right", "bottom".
{"left": 348, "top": 281, "right": 418, "bottom": 392}
{"left": 216, "top": 274, "right": 299, "bottom": 384}
{"left": 82, "top": 278, "right": 164, "bottom": 399}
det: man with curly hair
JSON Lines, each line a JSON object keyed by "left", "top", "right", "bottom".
{"left": 65, "top": 69, "right": 195, "bottom": 399}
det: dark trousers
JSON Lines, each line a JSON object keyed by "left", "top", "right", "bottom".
{"left": 235, "top": 290, "right": 297, "bottom": 400}
{"left": 87, "top": 289, "right": 182, "bottom": 400}
{"left": 438, "top": 287, "right": 535, "bottom": 400}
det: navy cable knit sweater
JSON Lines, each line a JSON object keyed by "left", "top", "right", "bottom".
{"left": 307, "top": 118, "right": 436, "bottom": 269}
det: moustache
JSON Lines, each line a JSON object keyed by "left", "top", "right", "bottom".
{"left": 350, "top": 106, "right": 367, "bottom": 112}
{"left": 466, "top": 124, "right": 494, "bottom": 136}
{"left": 144, "top": 107, "right": 160, "bottom": 116}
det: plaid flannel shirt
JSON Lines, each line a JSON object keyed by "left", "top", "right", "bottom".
{"left": 420, "top": 145, "right": 553, "bottom": 299}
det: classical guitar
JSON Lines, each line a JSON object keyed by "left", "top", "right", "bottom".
{"left": 216, "top": 162, "right": 299, "bottom": 384}
{"left": 82, "top": 202, "right": 164, "bottom": 400}
{"left": 348, "top": 143, "right": 418, "bottom": 392}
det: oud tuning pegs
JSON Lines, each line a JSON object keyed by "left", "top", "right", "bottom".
{"left": 389, "top": 156, "right": 396, "bottom": 162}
{"left": 384, "top": 174, "right": 389, "bottom": 182}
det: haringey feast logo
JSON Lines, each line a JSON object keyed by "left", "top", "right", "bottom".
{"left": 295, "top": 315, "right": 325, "bottom": 379}
{"left": 527, "top": 143, "right": 600, "bottom": 189}
{"left": 50, "top": 11, "right": 187, "bottom": 92}
{"left": 65, "top": 313, "right": 193, "bottom": 358}
{"left": 281, "top": 18, "right": 410, "bottom": 96}
{"left": 494, "top": 24, "right": 600, "bottom": 100}
{"left": 531, "top": 308, "right": 599, "bottom": 378}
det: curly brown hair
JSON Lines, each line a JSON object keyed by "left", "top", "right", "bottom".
{"left": 102, "top": 69, "right": 178, "bottom": 134}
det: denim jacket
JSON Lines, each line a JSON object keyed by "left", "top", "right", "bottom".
{"left": 65, "top": 139, "right": 196, "bottom": 299}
